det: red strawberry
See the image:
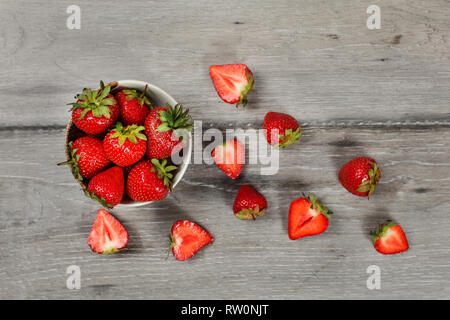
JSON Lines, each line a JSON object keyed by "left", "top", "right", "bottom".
{"left": 209, "top": 64, "right": 254, "bottom": 107}
{"left": 371, "top": 222, "right": 409, "bottom": 255}
{"left": 144, "top": 104, "right": 193, "bottom": 160}
{"left": 212, "top": 139, "right": 245, "bottom": 179}
{"left": 170, "top": 220, "right": 214, "bottom": 261}
{"left": 58, "top": 136, "right": 110, "bottom": 180}
{"left": 86, "top": 166, "right": 124, "bottom": 208}
{"left": 339, "top": 157, "right": 381, "bottom": 197}
{"left": 233, "top": 185, "right": 267, "bottom": 220}
{"left": 88, "top": 209, "right": 129, "bottom": 254}
{"left": 69, "top": 83, "right": 119, "bottom": 135}
{"left": 116, "top": 87, "right": 152, "bottom": 126}
{"left": 288, "top": 194, "right": 332, "bottom": 240}
{"left": 126, "top": 159, "right": 177, "bottom": 202}
{"left": 263, "top": 112, "right": 301, "bottom": 148}
{"left": 103, "top": 122, "right": 147, "bottom": 167}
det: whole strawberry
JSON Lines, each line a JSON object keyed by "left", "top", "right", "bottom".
{"left": 116, "top": 86, "right": 152, "bottom": 126}
{"left": 58, "top": 136, "right": 110, "bottom": 180}
{"left": 209, "top": 64, "right": 254, "bottom": 107}
{"left": 170, "top": 220, "right": 214, "bottom": 261}
{"left": 212, "top": 139, "right": 245, "bottom": 179}
{"left": 288, "top": 194, "right": 332, "bottom": 240}
{"left": 103, "top": 122, "right": 147, "bottom": 167}
{"left": 69, "top": 82, "right": 119, "bottom": 135}
{"left": 371, "top": 222, "right": 409, "bottom": 255}
{"left": 86, "top": 166, "right": 124, "bottom": 208}
{"left": 233, "top": 185, "right": 267, "bottom": 220}
{"left": 126, "top": 159, "right": 177, "bottom": 202}
{"left": 88, "top": 209, "right": 129, "bottom": 255}
{"left": 145, "top": 104, "right": 193, "bottom": 160}
{"left": 263, "top": 112, "right": 301, "bottom": 148}
{"left": 339, "top": 157, "right": 381, "bottom": 197}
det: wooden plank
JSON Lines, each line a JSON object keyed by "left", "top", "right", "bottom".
{"left": 0, "top": 0, "right": 449, "bottom": 127}
{"left": 0, "top": 126, "right": 449, "bottom": 299}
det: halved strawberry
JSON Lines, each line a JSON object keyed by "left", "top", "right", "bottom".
{"left": 212, "top": 139, "right": 245, "bottom": 179}
{"left": 288, "top": 194, "right": 332, "bottom": 240}
{"left": 88, "top": 209, "right": 129, "bottom": 254}
{"left": 170, "top": 220, "right": 214, "bottom": 261}
{"left": 371, "top": 222, "right": 409, "bottom": 255}
{"left": 209, "top": 64, "right": 254, "bottom": 107}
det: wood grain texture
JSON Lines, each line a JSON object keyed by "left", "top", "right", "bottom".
{"left": 0, "top": 0, "right": 449, "bottom": 299}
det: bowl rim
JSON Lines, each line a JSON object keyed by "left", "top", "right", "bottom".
{"left": 64, "top": 80, "right": 192, "bottom": 208}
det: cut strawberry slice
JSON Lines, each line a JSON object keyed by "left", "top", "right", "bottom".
{"left": 288, "top": 194, "right": 332, "bottom": 240}
{"left": 212, "top": 139, "right": 245, "bottom": 179}
{"left": 209, "top": 64, "right": 254, "bottom": 107}
{"left": 170, "top": 220, "right": 214, "bottom": 261}
{"left": 371, "top": 222, "right": 409, "bottom": 255}
{"left": 88, "top": 209, "right": 129, "bottom": 254}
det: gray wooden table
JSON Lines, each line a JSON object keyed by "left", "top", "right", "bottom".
{"left": 0, "top": 0, "right": 449, "bottom": 299}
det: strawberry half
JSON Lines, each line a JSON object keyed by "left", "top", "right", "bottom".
{"left": 86, "top": 166, "right": 125, "bottom": 208}
{"left": 371, "top": 222, "right": 409, "bottom": 255}
{"left": 116, "top": 87, "right": 152, "bottom": 126}
{"left": 212, "top": 139, "right": 245, "bottom": 179}
{"left": 233, "top": 185, "right": 267, "bottom": 220}
{"left": 126, "top": 159, "right": 177, "bottom": 202}
{"left": 209, "top": 64, "right": 254, "bottom": 107}
{"left": 263, "top": 112, "right": 301, "bottom": 148}
{"left": 88, "top": 209, "right": 129, "bottom": 254}
{"left": 69, "top": 82, "right": 119, "bottom": 135}
{"left": 103, "top": 122, "right": 147, "bottom": 167}
{"left": 145, "top": 104, "right": 193, "bottom": 160}
{"left": 170, "top": 220, "right": 214, "bottom": 261}
{"left": 288, "top": 194, "right": 332, "bottom": 240}
{"left": 58, "top": 136, "right": 111, "bottom": 180}
{"left": 339, "top": 157, "right": 381, "bottom": 197}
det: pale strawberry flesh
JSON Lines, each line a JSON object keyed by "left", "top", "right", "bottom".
{"left": 171, "top": 220, "right": 214, "bottom": 261}
{"left": 209, "top": 64, "right": 253, "bottom": 106}
{"left": 88, "top": 209, "right": 129, "bottom": 254}
{"left": 288, "top": 197, "right": 330, "bottom": 240}
{"left": 212, "top": 139, "right": 245, "bottom": 179}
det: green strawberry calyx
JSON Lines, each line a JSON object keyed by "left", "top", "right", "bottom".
{"left": 235, "top": 205, "right": 266, "bottom": 220}
{"left": 108, "top": 122, "right": 147, "bottom": 147}
{"left": 68, "top": 81, "right": 116, "bottom": 120}
{"left": 84, "top": 190, "right": 114, "bottom": 209}
{"left": 156, "top": 104, "right": 193, "bottom": 138}
{"left": 278, "top": 127, "right": 302, "bottom": 149}
{"left": 357, "top": 161, "right": 381, "bottom": 197}
{"left": 370, "top": 221, "right": 397, "bottom": 244}
{"left": 57, "top": 141, "right": 83, "bottom": 181}
{"left": 123, "top": 85, "right": 153, "bottom": 107}
{"left": 150, "top": 158, "right": 178, "bottom": 190}
{"left": 308, "top": 193, "right": 333, "bottom": 219}
{"left": 235, "top": 69, "right": 254, "bottom": 108}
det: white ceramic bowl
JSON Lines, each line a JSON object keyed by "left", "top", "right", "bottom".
{"left": 64, "top": 80, "right": 192, "bottom": 208}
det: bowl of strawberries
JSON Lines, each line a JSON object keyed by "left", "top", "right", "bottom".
{"left": 60, "top": 80, "right": 193, "bottom": 208}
